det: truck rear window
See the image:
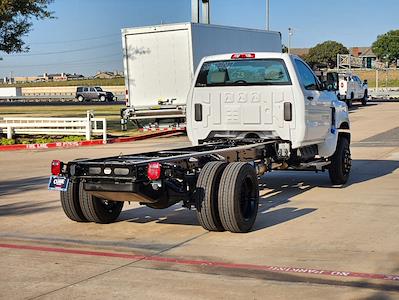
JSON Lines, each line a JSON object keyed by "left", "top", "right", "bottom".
{"left": 195, "top": 59, "right": 291, "bottom": 87}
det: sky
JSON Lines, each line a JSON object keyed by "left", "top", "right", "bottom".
{"left": 0, "top": 0, "right": 398, "bottom": 77}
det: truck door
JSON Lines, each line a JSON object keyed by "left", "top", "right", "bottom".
{"left": 353, "top": 76, "right": 363, "bottom": 98}
{"left": 82, "top": 87, "right": 89, "bottom": 99}
{"left": 347, "top": 76, "right": 355, "bottom": 98}
{"left": 89, "top": 87, "right": 97, "bottom": 100}
{"left": 294, "top": 59, "right": 331, "bottom": 143}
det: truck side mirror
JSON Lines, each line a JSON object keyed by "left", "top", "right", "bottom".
{"left": 321, "top": 81, "right": 333, "bottom": 91}
{"left": 363, "top": 79, "right": 368, "bottom": 85}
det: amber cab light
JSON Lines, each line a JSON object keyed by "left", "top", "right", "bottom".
{"left": 51, "top": 160, "right": 62, "bottom": 176}
{"left": 147, "top": 162, "right": 161, "bottom": 181}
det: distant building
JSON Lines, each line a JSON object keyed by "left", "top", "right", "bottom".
{"left": 14, "top": 75, "right": 44, "bottom": 83}
{"left": 94, "top": 71, "right": 123, "bottom": 79}
{"left": 350, "top": 47, "right": 377, "bottom": 68}
{"left": 46, "top": 72, "right": 85, "bottom": 81}
{"left": 12, "top": 72, "right": 85, "bottom": 83}
{"left": 290, "top": 46, "right": 386, "bottom": 69}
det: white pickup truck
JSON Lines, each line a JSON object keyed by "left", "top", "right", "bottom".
{"left": 50, "top": 52, "right": 351, "bottom": 233}
{"left": 326, "top": 71, "right": 368, "bottom": 107}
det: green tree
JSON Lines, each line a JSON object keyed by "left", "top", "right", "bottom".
{"left": 372, "top": 30, "right": 399, "bottom": 64}
{"left": 304, "top": 40, "right": 349, "bottom": 68}
{"left": 0, "top": 0, "right": 54, "bottom": 54}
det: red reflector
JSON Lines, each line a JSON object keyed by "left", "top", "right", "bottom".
{"left": 51, "top": 160, "right": 62, "bottom": 176}
{"left": 231, "top": 53, "right": 256, "bottom": 59}
{"left": 147, "top": 162, "right": 161, "bottom": 181}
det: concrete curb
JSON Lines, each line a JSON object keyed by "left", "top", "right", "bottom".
{"left": 0, "top": 130, "right": 185, "bottom": 152}
{"left": 139, "top": 127, "right": 186, "bottom": 132}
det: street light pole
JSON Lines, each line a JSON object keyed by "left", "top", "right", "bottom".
{"left": 266, "top": 0, "right": 270, "bottom": 30}
{"left": 288, "top": 28, "right": 293, "bottom": 54}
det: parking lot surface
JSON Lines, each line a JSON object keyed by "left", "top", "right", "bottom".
{"left": 1, "top": 102, "right": 399, "bottom": 299}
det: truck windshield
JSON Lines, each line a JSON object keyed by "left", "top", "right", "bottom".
{"left": 195, "top": 59, "right": 291, "bottom": 87}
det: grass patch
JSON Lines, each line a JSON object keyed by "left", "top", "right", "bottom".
{"left": 0, "top": 138, "right": 15, "bottom": 145}
{"left": 0, "top": 78, "right": 124, "bottom": 88}
{"left": 0, "top": 136, "right": 86, "bottom": 145}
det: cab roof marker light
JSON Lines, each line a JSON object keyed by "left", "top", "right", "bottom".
{"left": 231, "top": 53, "right": 256, "bottom": 59}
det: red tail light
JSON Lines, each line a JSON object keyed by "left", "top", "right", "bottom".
{"left": 125, "top": 89, "right": 129, "bottom": 106}
{"left": 147, "top": 162, "right": 161, "bottom": 181}
{"left": 231, "top": 53, "right": 256, "bottom": 59}
{"left": 51, "top": 160, "right": 63, "bottom": 176}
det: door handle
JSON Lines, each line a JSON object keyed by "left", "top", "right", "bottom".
{"left": 307, "top": 96, "right": 314, "bottom": 100}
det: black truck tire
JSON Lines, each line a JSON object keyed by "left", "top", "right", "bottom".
{"left": 329, "top": 136, "right": 351, "bottom": 185}
{"left": 195, "top": 161, "right": 227, "bottom": 231}
{"left": 218, "top": 163, "right": 259, "bottom": 233}
{"left": 362, "top": 90, "right": 368, "bottom": 106}
{"left": 347, "top": 93, "right": 353, "bottom": 108}
{"left": 60, "top": 180, "right": 87, "bottom": 222}
{"left": 79, "top": 182, "right": 123, "bottom": 223}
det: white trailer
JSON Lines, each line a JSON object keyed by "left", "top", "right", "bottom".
{"left": 121, "top": 22, "right": 282, "bottom": 128}
{"left": 0, "top": 87, "right": 22, "bottom": 97}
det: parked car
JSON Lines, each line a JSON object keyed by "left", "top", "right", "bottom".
{"left": 326, "top": 72, "right": 368, "bottom": 107}
{"left": 76, "top": 86, "right": 116, "bottom": 102}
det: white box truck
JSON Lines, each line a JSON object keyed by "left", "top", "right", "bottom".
{"left": 121, "top": 22, "right": 282, "bottom": 128}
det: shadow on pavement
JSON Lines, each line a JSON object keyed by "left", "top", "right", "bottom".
{"left": 263, "top": 159, "right": 399, "bottom": 189}
{"left": 0, "top": 200, "right": 58, "bottom": 216}
{"left": 119, "top": 158, "right": 399, "bottom": 231}
{"left": 348, "top": 102, "right": 378, "bottom": 113}
{"left": 0, "top": 176, "right": 49, "bottom": 197}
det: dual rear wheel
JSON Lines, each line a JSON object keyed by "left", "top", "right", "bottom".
{"left": 196, "top": 162, "right": 259, "bottom": 233}
{"left": 60, "top": 182, "right": 123, "bottom": 224}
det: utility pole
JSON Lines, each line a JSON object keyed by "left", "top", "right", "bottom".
{"left": 191, "top": 0, "right": 210, "bottom": 24}
{"left": 288, "top": 28, "right": 293, "bottom": 54}
{"left": 201, "top": 0, "right": 210, "bottom": 24}
{"left": 191, "top": 0, "right": 199, "bottom": 23}
{"left": 266, "top": 0, "right": 270, "bottom": 30}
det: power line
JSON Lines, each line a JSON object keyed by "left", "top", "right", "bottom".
{"left": 0, "top": 59, "right": 122, "bottom": 69}
{"left": 6, "top": 42, "right": 120, "bottom": 57}
{"left": 0, "top": 54, "right": 122, "bottom": 68}
{"left": 30, "top": 33, "right": 120, "bottom": 45}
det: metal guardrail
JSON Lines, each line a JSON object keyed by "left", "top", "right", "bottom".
{"left": 0, "top": 94, "right": 124, "bottom": 103}
{"left": 0, "top": 111, "right": 107, "bottom": 142}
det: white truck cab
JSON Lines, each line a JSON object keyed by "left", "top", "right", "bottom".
{"left": 187, "top": 52, "right": 350, "bottom": 159}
